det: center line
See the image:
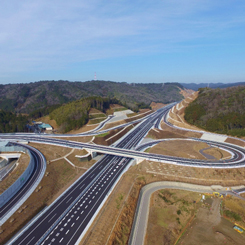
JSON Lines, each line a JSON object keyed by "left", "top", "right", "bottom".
{"left": 48, "top": 213, "right": 57, "bottom": 223}
{"left": 66, "top": 196, "right": 73, "bottom": 204}
{"left": 26, "top": 236, "right": 35, "bottom": 245}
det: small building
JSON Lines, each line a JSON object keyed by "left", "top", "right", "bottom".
{"left": 38, "top": 123, "right": 53, "bottom": 131}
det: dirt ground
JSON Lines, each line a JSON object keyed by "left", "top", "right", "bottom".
{"left": 180, "top": 198, "right": 245, "bottom": 245}
{"left": 0, "top": 153, "right": 30, "bottom": 194}
{"left": 150, "top": 102, "right": 166, "bottom": 110}
{"left": 147, "top": 140, "right": 231, "bottom": 160}
{"left": 50, "top": 136, "right": 93, "bottom": 142}
{"left": 101, "top": 110, "right": 152, "bottom": 131}
{"left": 146, "top": 189, "right": 200, "bottom": 245}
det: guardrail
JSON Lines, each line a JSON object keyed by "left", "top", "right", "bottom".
{"left": 0, "top": 146, "right": 34, "bottom": 208}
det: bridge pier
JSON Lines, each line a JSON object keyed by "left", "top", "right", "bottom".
{"left": 132, "top": 157, "right": 144, "bottom": 165}
{"left": 83, "top": 149, "right": 97, "bottom": 159}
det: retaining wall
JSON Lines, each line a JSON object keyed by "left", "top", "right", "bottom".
{"left": 0, "top": 146, "right": 34, "bottom": 208}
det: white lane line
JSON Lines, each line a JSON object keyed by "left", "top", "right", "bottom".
{"left": 76, "top": 216, "right": 80, "bottom": 220}
{"left": 66, "top": 196, "right": 73, "bottom": 204}
{"left": 79, "top": 184, "right": 85, "bottom": 190}
{"left": 59, "top": 237, "right": 64, "bottom": 243}
{"left": 85, "top": 205, "right": 88, "bottom": 209}
{"left": 81, "top": 211, "right": 84, "bottom": 214}
{"left": 66, "top": 230, "right": 70, "bottom": 235}
{"left": 48, "top": 213, "right": 57, "bottom": 223}
{"left": 71, "top": 223, "right": 75, "bottom": 227}
{"left": 26, "top": 237, "right": 35, "bottom": 245}
{"left": 90, "top": 174, "right": 95, "bottom": 178}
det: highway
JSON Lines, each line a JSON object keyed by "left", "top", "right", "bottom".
{"left": 7, "top": 105, "right": 171, "bottom": 245}
{"left": 2, "top": 102, "right": 245, "bottom": 244}
{"left": 0, "top": 144, "right": 46, "bottom": 226}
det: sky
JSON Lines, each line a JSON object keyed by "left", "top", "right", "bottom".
{"left": 0, "top": 0, "right": 245, "bottom": 84}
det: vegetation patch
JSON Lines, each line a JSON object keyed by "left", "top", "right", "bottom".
{"left": 223, "top": 210, "right": 242, "bottom": 221}
{"left": 185, "top": 86, "right": 245, "bottom": 137}
{"left": 113, "top": 107, "right": 127, "bottom": 112}
{"left": 146, "top": 189, "right": 199, "bottom": 245}
{"left": 95, "top": 132, "right": 109, "bottom": 138}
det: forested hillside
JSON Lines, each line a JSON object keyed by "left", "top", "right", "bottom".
{"left": 0, "top": 80, "right": 184, "bottom": 113}
{"left": 184, "top": 86, "right": 245, "bottom": 136}
{"left": 0, "top": 111, "right": 27, "bottom": 133}
{"left": 50, "top": 97, "right": 120, "bottom": 133}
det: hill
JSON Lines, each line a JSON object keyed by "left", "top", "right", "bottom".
{"left": 50, "top": 96, "right": 118, "bottom": 133}
{"left": 184, "top": 86, "right": 245, "bottom": 137}
{"left": 0, "top": 80, "right": 184, "bottom": 113}
{"left": 181, "top": 82, "right": 245, "bottom": 91}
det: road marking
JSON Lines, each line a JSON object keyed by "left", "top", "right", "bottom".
{"left": 59, "top": 238, "right": 64, "bottom": 243}
{"left": 85, "top": 205, "right": 88, "bottom": 209}
{"left": 26, "top": 237, "right": 35, "bottom": 245}
{"left": 79, "top": 184, "right": 85, "bottom": 189}
{"left": 71, "top": 223, "right": 75, "bottom": 227}
{"left": 48, "top": 213, "right": 57, "bottom": 223}
{"left": 76, "top": 216, "right": 80, "bottom": 220}
{"left": 90, "top": 174, "right": 95, "bottom": 178}
{"left": 66, "top": 230, "right": 70, "bottom": 234}
{"left": 66, "top": 196, "right": 73, "bottom": 204}
{"left": 89, "top": 200, "right": 91, "bottom": 204}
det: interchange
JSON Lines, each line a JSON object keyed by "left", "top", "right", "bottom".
{"left": 1, "top": 102, "right": 245, "bottom": 244}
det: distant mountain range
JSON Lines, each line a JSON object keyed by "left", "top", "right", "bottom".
{"left": 181, "top": 82, "right": 245, "bottom": 91}
{"left": 1, "top": 80, "right": 244, "bottom": 114}
{"left": 0, "top": 80, "right": 185, "bottom": 113}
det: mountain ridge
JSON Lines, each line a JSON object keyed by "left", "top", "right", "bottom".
{"left": 0, "top": 80, "right": 185, "bottom": 113}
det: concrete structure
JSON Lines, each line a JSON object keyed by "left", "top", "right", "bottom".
{"left": 201, "top": 133, "right": 227, "bottom": 143}
{"left": 0, "top": 141, "right": 8, "bottom": 147}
